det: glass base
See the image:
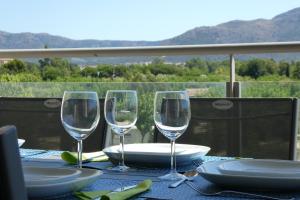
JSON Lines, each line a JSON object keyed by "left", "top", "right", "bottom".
{"left": 111, "top": 164, "right": 130, "bottom": 172}
{"left": 159, "top": 172, "right": 185, "bottom": 181}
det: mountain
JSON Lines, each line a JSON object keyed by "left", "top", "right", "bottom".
{"left": 0, "top": 31, "right": 159, "bottom": 49}
{"left": 1, "top": 7, "right": 300, "bottom": 62}
{"left": 161, "top": 7, "right": 300, "bottom": 45}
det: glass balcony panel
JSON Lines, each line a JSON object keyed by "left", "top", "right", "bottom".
{"left": 0, "top": 82, "right": 225, "bottom": 150}
{"left": 241, "top": 81, "right": 300, "bottom": 160}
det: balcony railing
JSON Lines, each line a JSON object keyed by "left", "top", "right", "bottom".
{"left": 1, "top": 41, "right": 300, "bottom": 97}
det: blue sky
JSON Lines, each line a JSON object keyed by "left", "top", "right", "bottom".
{"left": 1, "top": 0, "right": 300, "bottom": 41}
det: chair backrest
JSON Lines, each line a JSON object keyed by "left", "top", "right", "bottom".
{"left": 154, "top": 98, "right": 298, "bottom": 160}
{"left": 0, "top": 97, "right": 107, "bottom": 151}
{"left": 0, "top": 125, "right": 27, "bottom": 200}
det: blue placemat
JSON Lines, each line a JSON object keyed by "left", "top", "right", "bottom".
{"left": 21, "top": 149, "right": 300, "bottom": 200}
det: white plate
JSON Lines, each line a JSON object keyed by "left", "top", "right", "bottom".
{"left": 25, "top": 167, "right": 102, "bottom": 198}
{"left": 18, "top": 139, "right": 25, "bottom": 147}
{"left": 24, "top": 166, "right": 81, "bottom": 185}
{"left": 103, "top": 143, "right": 210, "bottom": 166}
{"left": 218, "top": 159, "right": 300, "bottom": 178}
{"left": 197, "top": 160, "right": 300, "bottom": 190}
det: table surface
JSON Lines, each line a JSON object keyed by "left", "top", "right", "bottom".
{"left": 21, "top": 149, "right": 300, "bottom": 200}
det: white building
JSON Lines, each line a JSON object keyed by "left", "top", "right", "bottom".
{"left": 0, "top": 58, "right": 13, "bottom": 65}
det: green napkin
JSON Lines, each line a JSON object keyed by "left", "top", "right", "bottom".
{"left": 74, "top": 179, "right": 152, "bottom": 200}
{"left": 75, "top": 190, "right": 110, "bottom": 200}
{"left": 61, "top": 151, "right": 109, "bottom": 164}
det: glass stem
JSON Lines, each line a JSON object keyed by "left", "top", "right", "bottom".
{"left": 120, "top": 134, "right": 125, "bottom": 166}
{"left": 170, "top": 139, "right": 176, "bottom": 174}
{"left": 77, "top": 140, "right": 83, "bottom": 168}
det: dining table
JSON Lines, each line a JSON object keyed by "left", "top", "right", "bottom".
{"left": 20, "top": 148, "right": 300, "bottom": 200}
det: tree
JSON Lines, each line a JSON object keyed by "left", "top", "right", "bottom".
{"left": 38, "top": 44, "right": 51, "bottom": 70}
{"left": 96, "top": 65, "right": 114, "bottom": 78}
{"left": 239, "top": 59, "right": 277, "bottom": 79}
{"left": 39, "top": 58, "right": 51, "bottom": 70}
{"left": 43, "top": 66, "right": 61, "bottom": 80}
{"left": 81, "top": 67, "right": 98, "bottom": 77}
{"left": 69, "top": 64, "right": 81, "bottom": 77}
{"left": 25, "top": 62, "right": 41, "bottom": 76}
{"left": 207, "top": 61, "right": 223, "bottom": 73}
{"left": 278, "top": 61, "right": 290, "bottom": 77}
{"left": 185, "top": 58, "right": 208, "bottom": 74}
{"left": 2, "top": 59, "right": 26, "bottom": 74}
{"left": 151, "top": 57, "right": 165, "bottom": 65}
{"left": 148, "top": 63, "right": 178, "bottom": 75}
{"left": 135, "top": 91, "right": 155, "bottom": 142}
{"left": 292, "top": 62, "right": 300, "bottom": 79}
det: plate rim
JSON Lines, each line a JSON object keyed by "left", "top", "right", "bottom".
{"left": 24, "top": 166, "right": 82, "bottom": 185}
{"left": 25, "top": 167, "right": 102, "bottom": 188}
{"left": 218, "top": 159, "right": 300, "bottom": 177}
{"left": 198, "top": 160, "right": 300, "bottom": 180}
{"left": 103, "top": 143, "right": 211, "bottom": 156}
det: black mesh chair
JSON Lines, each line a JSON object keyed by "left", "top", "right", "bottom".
{"left": 0, "top": 125, "right": 27, "bottom": 200}
{"left": 154, "top": 98, "right": 298, "bottom": 160}
{"left": 0, "top": 97, "right": 107, "bottom": 151}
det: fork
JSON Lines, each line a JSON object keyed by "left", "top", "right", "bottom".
{"left": 185, "top": 181, "right": 295, "bottom": 200}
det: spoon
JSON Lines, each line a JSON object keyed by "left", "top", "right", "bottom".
{"left": 168, "top": 170, "right": 199, "bottom": 188}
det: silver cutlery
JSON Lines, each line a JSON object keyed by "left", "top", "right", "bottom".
{"left": 169, "top": 170, "right": 198, "bottom": 188}
{"left": 111, "top": 184, "right": 137, "bottom": 192}
{"left": 20, "top": 150, "right": 48, "bottom": 158}
{"left": 186, "top": 181, "right": 295, "bottom": 200}
{"left": 94, "top": 184, "right": 137, "bottom": 200}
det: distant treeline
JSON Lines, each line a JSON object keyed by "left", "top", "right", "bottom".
{"left": 1, "top": 57, "right": 300, "bottom": 82}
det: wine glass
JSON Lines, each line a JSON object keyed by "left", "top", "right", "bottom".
{"left": 104, "top": 90, "right": 138, "bottom": 171}
{"left": 154, "top": 91, "right": 191, "bottom": 180}
{"left": 61, "top": 91, "right": 100, "bottom": 168}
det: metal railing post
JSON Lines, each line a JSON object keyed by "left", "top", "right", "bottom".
{"left": 230, "top": 54, "right": 235, "bottom": 97}
{"left": 226, "top": 54, "right": 237, "bottom": 97}
{"left": 226, "top": 54, "right": 242, "bottom": 156}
